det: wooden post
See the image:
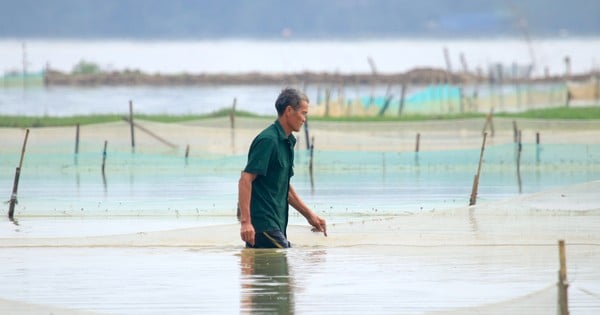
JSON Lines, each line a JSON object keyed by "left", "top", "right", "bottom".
{"left": 415, "top": 133, "right": 420, "bottom": 153}
{"left": 230, "top": 98, "right": 236, "bottom": 154}
{"left": 129, "top": 100, "right": 135, "bottom": 152}
{"left": 443, "top": 46, "right": 452, "bottom": 75}
{"left": 309, "top": 136, "right": 315, "bottom": 193}
{"left": 230, "top": 97, "right": 237, "bottom": 130}
{"left": 536, "top": 132, "right": 541, "bottom": 164}
{"left": 101, "top": 140, "right": 108, "bottom": 174}
{"left": 303, "top": 119, "right": 311, "bottom": 150}
{"left": 325, "top": 88, "right": 331, "bottom": 117}
{"left": 185, "top": 144, "right": 190, "bottom": 164}
{"left": 398, "top": 83, "right": 406, "bottom": 116}
{"left": 482, "top": 107, "right": 495, "bottom": 137}
{"left": 516, "top": 130, "right": 522, "bottom": 193}
{"left": 122, "top": 117, "right": 177, "bottom": 149}
{"left": 469, "top": 132, "right": 487, "bottom": 206}
{"left": 8, "top": 167, "right": 21, "bottom": 222}
{"left": 557, "top": 240, "right": 569, "bottom": 315}
{"left": 8, "top": 129, "right": 30, "bottom": 221}
{"left": 75, "top": 123, "right": 80, "bottom": 155}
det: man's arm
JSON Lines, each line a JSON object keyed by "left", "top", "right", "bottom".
{"left": 239, "top": 172, "right": 257, "bottom": 245}
{"left": 288, "top": 184, "right": 327, "bottom": 236}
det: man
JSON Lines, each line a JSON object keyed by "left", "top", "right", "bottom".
{"left": 238, "top": 88, "right": 327, "bottom": 248}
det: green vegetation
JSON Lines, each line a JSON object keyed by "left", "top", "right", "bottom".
{"left": 1, "top": 106, "right": 598, "bottom": 128}
{"left": 496, "top": 106, "right": 600, "bottom": 120}
{"left": 0, "top": 114, "right": 123, "bottom": 128}
{"left": 0, "top": 109, "right": 265, "bottom": 128}
{"left": 136, "top": 108, "right": 260, "bottom": 123}
{"left": 71, "top": 60, "right": 102, "bottom": 75}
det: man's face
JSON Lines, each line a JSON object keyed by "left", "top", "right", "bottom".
{"left": 286, "top": 100, "right": 308, "bottom": 132}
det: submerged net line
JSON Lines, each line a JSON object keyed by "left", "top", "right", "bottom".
{"left": 2, "top": 142, "right": 599, "bottom": 217}
{"left": 3, "top": 178, "right": 599, "bottom": 247}
{"left": 2, "top": 143, "right": 599, "bottom": 174}
{"left": 424, "top": 283, "right": 558, "bottom": 315}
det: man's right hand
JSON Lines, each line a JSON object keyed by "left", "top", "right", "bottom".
{"left": 240, "top": 221, "right": 255, "bottom": 246}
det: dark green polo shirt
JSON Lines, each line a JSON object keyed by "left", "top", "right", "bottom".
{"left": 244, "top": 120, "right": 296, "bottom": 235}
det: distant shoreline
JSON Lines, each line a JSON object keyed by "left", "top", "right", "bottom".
{"left": 40, "top": 67, "right": 597, "bottom": 87}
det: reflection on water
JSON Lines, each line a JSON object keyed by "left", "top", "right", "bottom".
{"left": 240, "top": 249, "right": 293, "bottom": 314}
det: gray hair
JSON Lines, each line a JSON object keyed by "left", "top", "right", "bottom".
{"left": 275, "top": 87, "right": 309, "bottom": 116}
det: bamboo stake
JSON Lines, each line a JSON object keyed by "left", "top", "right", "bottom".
{"left": 415, "top": 133, "right": 420, "bottom": 153}
{"left": 325, "top": 88, "right": 331, "bottom": 117}
{"left": 558, "top": 240, "right": 569, "bottom": 315}
{"left": 8, "top": 129, "right": 30, "bottom": 221}
{"left": 469, "top": 132, "right": 487, "bottom": 206}
{"left": 230, "top": 97, "right": 236, "bottom": 154}
{"left": 74, "top": 123, "right": 80, "bottom": 165}
{"left": 482, "top": 107, "right": 495, "bottom": 137}
{"left": 398, "top": 83, "right": 406, "bottom": 116}
{"left": 101, "top": 140, "right": 107, "bottom": 174}
{"left": 536, "top": 132, "right": 541, "bottom": 164}
{"left": 303, "top": 119, "right": 311, "bottom": 150}
{"left": 75, "top": 123, "right": 80, "bottom": 155}
{"left": 516, "top": 130, "right": 523, "bottom": 193}
{"left": 129, "top": 100, "right": 135, "bottom": 152}
{"left": 101, "top": 140, "right": 108, "bottom": 193}
{"left": 309, "top": 136, "right": 315, "bottom": 193}
{"left": 122, "top": 117, "right": 177, "bottom": 148}
{"left": 230, "top": 97, "right": 236, "bottom": 129}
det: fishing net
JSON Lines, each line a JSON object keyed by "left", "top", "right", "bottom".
{"left": 1, "top": 120, "right": 599, "bottom": 314}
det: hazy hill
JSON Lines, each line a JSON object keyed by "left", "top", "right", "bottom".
{"left": 1, "top": 0, "right": 598, "bottom": 39}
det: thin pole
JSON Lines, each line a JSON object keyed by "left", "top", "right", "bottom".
{"left": 309, "top": 136, "right": 315, "bottom": 193}
{"left": 230, "top": 97, "right": 236, "bottom": 130}
{"left": 8, "top": 168, "right": 21, "bottom": 222}
{"left": 536, "top": 132, "right": 541, "bottom": 164}
{"left": 558, "top": 240, "right": 569, "bottom": 315}
{"left": 122, "top": 117, "right": 177, "bottom": 149}
{"left": 398, "top": 82, "right": 406, "bottom": 116}
{"left": 415, "top": 133, "right": 420, "bottom": 153}
{"left": 469, "top": 132, "right": 487, "bottom": 206}
{"left": 303, "top": 119, "right": 311, "bottom": 150}
{"left": 185, "top": 144, "right": 190, "bottom": 165}
{"left": 8, "top": 129, "right": 30, "bottom": 221}
{"left": 129, "top": 100, "right": 135, "bottom": 152}
{"left": 74, "top": 123, "right": 80, "bottom": 155}
{"left": 482, "top": 107, "right": 495, "bottom": 137}
{"left": 230, "top": 97, "right": 236, "bottom": 154}
{"left": 101, "top": 140, "right": 108, "bottom": 174}
{"left": 516, "top": 130, "right": 522, "bottom": 193}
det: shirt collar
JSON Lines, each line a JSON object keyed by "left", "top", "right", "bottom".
{"left": 274, "top": 120, "right": 296, "bottom": 145}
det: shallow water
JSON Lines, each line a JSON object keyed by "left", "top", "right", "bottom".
{"left": 3, "top": 142, "right": 599, "bottom": 217}
{"left": 1, "top": 243, "right": 599, "bottom": 314}
{"left": 1, "top": 123, "right": 599, "bottom": 314}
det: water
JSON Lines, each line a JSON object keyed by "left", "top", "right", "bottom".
{"left": 1, "top": 38, "right": 599, "bottom": 117}
{"left": 1, "top": 38, "right": 600, "bottom": 314}
{"left": 2, "top": 38, "right": 599, "bottom": 75}
{"left": 1, "top": 142, "right": 599, "bottom": 313}
{"left": 3, "top": 143, "right": 599, "bottom": 218}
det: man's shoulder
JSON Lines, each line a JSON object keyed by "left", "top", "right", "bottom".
{"left": 255, "top": 123, "right": 279, "bottom": 140}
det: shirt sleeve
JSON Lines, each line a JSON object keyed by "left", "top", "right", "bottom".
{"left": 243, "top": 137, "right": 275, "bottom": 176}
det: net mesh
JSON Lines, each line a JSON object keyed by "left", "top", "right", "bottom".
{"left": 1, "top": 120, "right": 599, "bottom": 314}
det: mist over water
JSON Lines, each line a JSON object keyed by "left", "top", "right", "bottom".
{"left": 1, "top": 38, "right": 599, "bottom": 75}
